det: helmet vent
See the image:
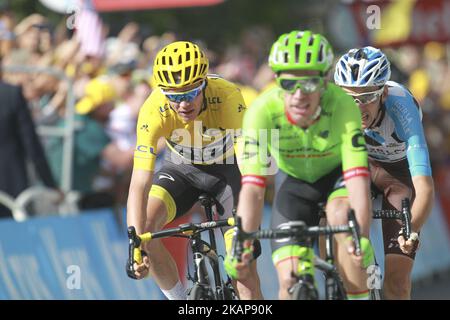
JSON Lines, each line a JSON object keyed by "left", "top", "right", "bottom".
{"left": 186, "top": 51, "right": 190, "bottom": 61}
{"left": 162, "top": 71, "right": 169, "bottom": 83}
{"left": 184, "top": 67, "right": 191, "bottom": 82}
{"left": 351, "top": 65, "right": 360, "bottom": 81}
{"left": 353, "top": 49, "right": 366, "bottom": 60}
{"left": 363, "top": 74, "right": 371, "bottom": 83}
{"left": 295, "top": 44, "right": 300, "bottom": 63}
{"left": 365, "top": 60, "right": 377, "bottom": 73}
{"left": 306, "top": 51, "right": 312, "bottom": 63}
{"left": 284, "top": 52, "right": 289, "bottom": 63}
{"left": 173, "top": 71, "right": 181, "bottom": 84}
{"left": 308, "top": 36, "right": 314, "bottom": 46}
{"left": 178, "top": 55, "right": 182, "bottom": 64}
{"left": 193, "top": 64, "right": 198, "bottom": 78}
{"left": 157, "top": 71, "right": 164, "bottom": 83}
{"left": 169, "top": 57, "right": 173, "bottom": 66}
{"left": 200, "top": 63, "right": 207, "bottom": 74}
{"left": 318, "top": 44, "right": 324, "bottom": 62}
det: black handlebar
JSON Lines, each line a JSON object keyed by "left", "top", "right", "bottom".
{"left": 232, "top": 208, "right": 362, "bottom": 258}
{"left": 372, "top": 197, "right": 411, "bottom": 240}
{"left": 126, "top": 226, "right": 140, "bottom": 279}
{"left": 347, "top": 209, "right": 361, "bottom": 256}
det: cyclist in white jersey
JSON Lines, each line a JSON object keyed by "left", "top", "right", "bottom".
{"left": 334, "top": 46, "right": 435, "bottom": 299}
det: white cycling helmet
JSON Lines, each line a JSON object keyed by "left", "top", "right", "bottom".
{"left": 334, "top": 46, "right": 391, "bottom": 87}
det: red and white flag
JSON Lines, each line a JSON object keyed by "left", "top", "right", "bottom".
{"left": 75, "top": 0, "right": 105, "bottom": 58}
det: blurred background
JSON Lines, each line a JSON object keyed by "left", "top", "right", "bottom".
{"left": 0, "top": 0, "right": 449, "bottom": 299}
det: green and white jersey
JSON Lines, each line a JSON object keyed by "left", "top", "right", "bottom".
{"left": 241, "top": 83, "right": 369, "bottom": 185}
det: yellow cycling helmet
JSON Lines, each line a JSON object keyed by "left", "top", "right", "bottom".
{"left": 153, "top": 41, "right": 209, "bottom": 89}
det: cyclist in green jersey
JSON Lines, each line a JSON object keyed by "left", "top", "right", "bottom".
{"left": 225, "top": 30, "right": 374, "bottom": 300}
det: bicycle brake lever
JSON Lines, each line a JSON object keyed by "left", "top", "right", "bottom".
{"left": 233, "top": 216, "right": 244, "bottom": 263}
{"left": 127, "top": 226, "right": 143, "bottom": 279}
{"left": 401, "top": 198, "right": 411, "bottom": 240}
{"left": 347, "top": 209, "right": 361, "bottom": 256}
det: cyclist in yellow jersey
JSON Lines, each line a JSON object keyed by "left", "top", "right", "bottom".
{"left": 126, "top": 41, "right": 263, "bottom": 300}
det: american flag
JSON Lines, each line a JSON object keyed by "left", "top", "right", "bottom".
{"left": 75, "top": 0, "right": 105, "bottom": 58}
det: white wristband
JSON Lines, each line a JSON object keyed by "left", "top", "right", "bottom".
{"left": 409, "top": 232, "right": 419, "bottom": 241}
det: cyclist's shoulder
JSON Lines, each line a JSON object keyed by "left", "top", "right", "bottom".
{"left": 205, "top": 74, "right": 241, "bottom": 96}
{"left": 140, "top": 88, "right": 166, "bottom": 112}
{"left": 250, "top": 85, "right": 283, "bottom": 111}
{"left": 322, "top": 83, "right": 357, "bottom": 110}
{"left": 384, "top": 81, "right": 422, "bottom": 121}
{"left": 385, "top": 81, "right": 418, "bottom": 107}
{"left": 321, "top": 83, "right": 361, "bottom": 122}
{"left": 138, "top": 90, "right": 174, "bottom": 127}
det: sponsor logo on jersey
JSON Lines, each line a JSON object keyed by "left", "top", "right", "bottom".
{"left": 158, "top": 173, "right": 175, "bottom": 181}
{"left": 135, "top": 145, "right": 157, "bottom": 156}
{"left": 207, "top": 96, "right": 222, "bottom": 104}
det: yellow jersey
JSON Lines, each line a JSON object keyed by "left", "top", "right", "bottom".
{"left": 134, "top": 76, "right": 247, "bottom": 171}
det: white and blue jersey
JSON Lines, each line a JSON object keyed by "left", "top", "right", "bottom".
{"left": 363, "top": 81, "right": 432, "bottom": 177}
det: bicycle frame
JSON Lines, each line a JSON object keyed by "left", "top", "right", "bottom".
{"left": 188, "top": 195, "right": 231, "bottom": 300}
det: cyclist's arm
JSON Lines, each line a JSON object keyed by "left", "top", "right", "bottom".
{"left": 411, "top": 175, "right": 434, "bottom": 232}
{"left": 338, "top": 94, "right": 372, "bottom": 237}
{"left": 126, "top": 95, "right": 165, "bottom": 233}
{"left": 388, "top": 90, "right": 434, "bottom": 232}
{"left": 344, "top": 175, "right": 372, "bottom": 237}
{"left": 127, "top": 169, "right": 153, "bottom": 234}
{"left": 237, "top": 182, "right": 265, "bottom": 232}
{"left": 221, "top": 86, "right": 247, "bottom": 171}
{"left": 237, "top": 96, "right": 272, "bottom": 232}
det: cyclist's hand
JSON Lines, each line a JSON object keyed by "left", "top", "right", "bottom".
{"left": 398, "top": 232, "right": 419, "bottom": 255}
{"left": 126, "top": 251, "right": 150, "bottom": 280}
{"left": 346, "top": 243, "right": 364, "bottom": 268}
{"left": 134, "top": 253, "right": 150, "bottom": 279}
{"left": 346, "top": 236, "right": 374, "bottom": 269}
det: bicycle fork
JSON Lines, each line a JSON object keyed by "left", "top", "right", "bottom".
{"left": 190, "top": 236, "right": 225, "bottom": 299}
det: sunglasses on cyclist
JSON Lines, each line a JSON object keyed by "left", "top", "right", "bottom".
{"left": 276, "top": 76, "right": 324, "bottom": 94}
{"left": 162, "top": 81, "right": 205, "bottom": 103}
{"left": 348, "top": 87, "right": 384, "bottom": 105}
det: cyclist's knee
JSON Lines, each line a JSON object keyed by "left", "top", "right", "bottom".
{"left": 325, "top": 198, "right": 349, "bottom": 225}
{"left": 384, "top": 274, "right": 411, "bottom": 298}
{"left": 385, "top": 269, "right": 411, "bottom": 289}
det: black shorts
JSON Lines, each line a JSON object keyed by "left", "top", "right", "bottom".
{"left": 150, "top": 158, "right": 241, "bottom": 223}
{"left": 271, "top": 166, "right": 345, "bottom": 254}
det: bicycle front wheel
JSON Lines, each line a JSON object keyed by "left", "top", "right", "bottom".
{"left": 290, "top": 282, "right": 318, "bottom": 300}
